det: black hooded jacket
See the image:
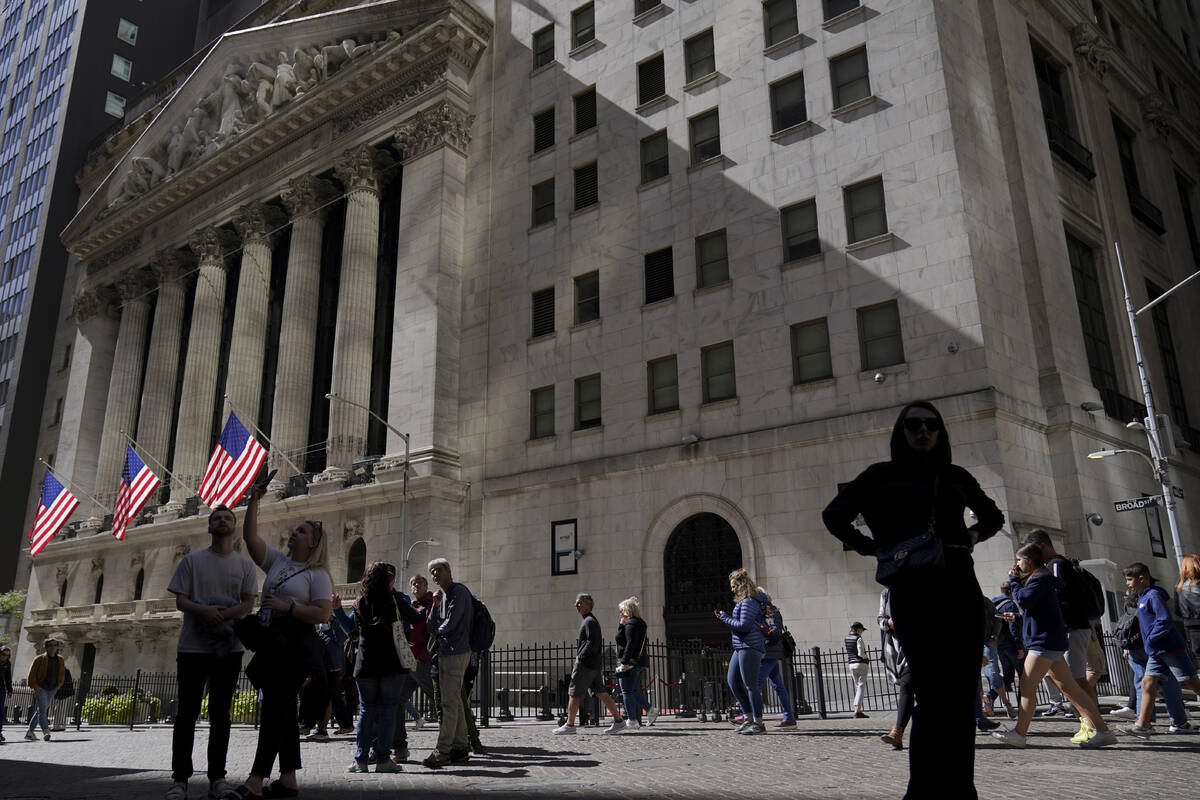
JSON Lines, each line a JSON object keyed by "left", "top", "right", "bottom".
{"left": 823, "top": 402, "right": 1005, "bottom": 556}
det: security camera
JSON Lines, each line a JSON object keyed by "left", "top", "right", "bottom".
{"left": 1086, "top": 513, "right": 1103, "bottom": 527}
{"left": 873, "top": 372, "right": 886, "bottom": 383}
{"left": 572, "top": 549, "right": 585, "bottom": 559}
{"left": 681, "top": 433, "right": 699, "bottom": 445}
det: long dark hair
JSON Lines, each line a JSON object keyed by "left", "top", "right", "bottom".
{"left": 359, "top": 561, "right": 395, "bottom": 608}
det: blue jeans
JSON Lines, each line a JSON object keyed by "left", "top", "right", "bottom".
{"left": 355, "top": 674, "right": 404, "bottom": 763}
{"left": 758, "top": 659, "right": 793, "bottom": 720}
{"left": 618, "top": 667, "right": 651, "bottom": 722}
{"left": 26, "top": 688, "right": 55, "bottom": 735}
{"left": 727, "top": 648, "right": 763, "bottom": 721}
{"left": 982, "top": 642, "right": 1003, "bottom": 693}
{"left": 1129, "top": 648, "right": 1187, "bottom": 725}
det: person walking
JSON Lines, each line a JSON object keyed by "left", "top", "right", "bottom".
{"left": 165, "top": 504, "right": 258, "bottom": 800}
{"left": 1175, "top": 554, "right": 1200, "bottom": 665}
{"left": 715, "top": 568, "right": 766, "bottom": 735}
{"left": 553, "top": 593, "right": 627, "bottom": 736}
{"left": 24, "top": 639, "right": 65, "bottom": 742}
{"left": 224, "top": 488, "right": 333, "bottom": 800}
{"left": 991, "top": 583, "right": 1023, "bottom": 719}
{"left": 421, "top": 558, "right": 478, "bottom": 767}
{"left": 615, "top": 596, "right": 652, "bottom": 726}
{"left": 845, "top": 622, "right": 870, "bottom": 718}
{"left": 877, "top": 589, "right": 911, "bottom": 749}
{"left": 992, "top": 543, "right": 1115, "bottom": 748}
{"left": 823, "top": 401, "right": 1004, "bottom": 800}
{"left": 755, "top": 589, "right": 794, "bottom": 727}
{"left": 0, "top": 645, "right": 13, "bottom": 744}
{"left": 1114, "top": 587, "right": 1190, "bottom": 731}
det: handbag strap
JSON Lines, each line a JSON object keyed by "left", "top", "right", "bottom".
{"left": 925, "top": 475, "right": 940, "bottom": 534}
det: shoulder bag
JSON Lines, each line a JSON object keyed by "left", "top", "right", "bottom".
{"left": 392, "top": 600, "right": 418, "bottom": 671}
{"left": 875, "top": 475, "right": 944, "bottom": 586}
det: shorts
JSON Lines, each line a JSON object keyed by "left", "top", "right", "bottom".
{"left": 568, "top": 662, "right": 606, "bottom": 697}
{"left": 1144, "top": 649, "right": 1198, "bottom": 682}
{"left": 1084, "top": 630, "right": 1108, "bottom": 679}
{"left": 1028, "top": 649, "right": 1065, "bottom": 662}
{"left": 1064, "top": 628, "right": 1091, "bottom": 679}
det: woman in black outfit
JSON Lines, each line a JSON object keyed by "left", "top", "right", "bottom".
{"left": 877, "top": 588, "right": 910, "bottom": 750}
{"left": 823, "top": 401, "right": 1003, "bottom": 800}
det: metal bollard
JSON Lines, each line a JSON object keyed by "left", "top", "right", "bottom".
{"left": 537, "top": 686, "right": 554, "bottom": 721}
{"left": 496, "top": 688, "right": 514, "bottom": 722}
{"left": 811, "top": 646, "right": 828, "bottom": 720}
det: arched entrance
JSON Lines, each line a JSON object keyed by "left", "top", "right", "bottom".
{"left": 663, "top": 512, "right": 742, "bottom": 643}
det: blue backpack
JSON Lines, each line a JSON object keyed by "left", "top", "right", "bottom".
{"left": 469, "top": 594, "right": 496, "bottom": 653}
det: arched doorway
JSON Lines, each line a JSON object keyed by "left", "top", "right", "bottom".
{"left": 346, "top": 537, "right": 366, "bottom": 584}
{"left": 663, "top": 512, "right": 742, "bottom": 643}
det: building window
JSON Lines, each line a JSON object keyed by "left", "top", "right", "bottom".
{"left": 1031, "top": 42, "right": 1094, "bottom": 179}
{"left": 696, "top": 230, "right": 729, "bottom": 288}
{"left": 531, "top": 386, "right": 555, "bottom": 438}
{"left": 763, "top": 0, "right": 799, "bottom": 47}
{"left": 116, "top": 18, "right": 138, "bottom": 45}
{"left": 844, "top": 177, "right": 888, "bottom": 243}
{"left": 791, "top": 318, "right": 833, "bottom": 383}
{"left": 1147, "top": 282, "right": 1191, "bottom": 435}
{"left": 830, "top": 47, "right": 870, "bottom": 108}
{"left": 689, "top": 108, "right": 721, "bottom": 164}
{"left": 824, "top": 0, "right": 860, "bottom": 19}
{"left": 533, "top": 107, "right": 554, "bottom": 153}
{"left": 533, "top": 25, "right": 555, "bottom": 68}
{"left": 770, "top": 72, "right": 806, "bottom": 131}
{"left": 644, "top": 246, "right": 674, "bottom": 304}
{"left": 104, "top": 91, "right": 126, "bottom": 118}
{"left": 781, "top": 199, "right": 819, "bottom": 261}
{"left": 572, "top": 3, "right": 595, "bottom": 49}
{"left": 1066, "top": 231, "right": 1119, "bottom": 411}
{"left": 574, "top": 87, "right": 596, "bottom": 133}
{"left": 701, "top": 341, "right": 736, "bottom": 402}
{"left": 110, "top": 53, "right": 132, "bottom": 82}
{"left": 648, "top": 356, "right": 679, "bottom": 414}
{"left": 52, "top": 397, "right": 63, "bottom": 425}
{"left": 640, "top": 130, "right": 668, "bottom": 183}
{"left": 346, "top": 538, "right": 366, "bottom": 583}
{"left": 684, "top": 29, "right": 716, "bottom": 83}
{"left": 1113, "top": 116, "right": 1164, "bottom": 234}
{"left": 134, "top": 569, "right": 145, "bottom": 601}
{"left": 1177, "top": 172, "right": 1199, "bottom": 261}
{"left": 574, "top": 161, "right": 598, "bottom": 210}
{"left": 94, "top": 574, "right": 104, "bottom": 605}
{"left": 857, "top": 300, "right": 904, "bottom": 369}
{"left": 635, "top": 0, "right": 662, "bottom": 14}
{"left": 531, "top": 287, "right": 555, "bottom": 337}
{"left": 61, "top": 344, "right": 71, "bottom": 370}
{"left": 0, "top": 379, "right": 8, "bottom": 406}
{"left": 531, "top": 178, "right": 555, "bottom": 227}
{"left": 575, "top": 374, "right": 601, "bottom": 429}
{"left": 59, "top": 580, "right": 67, "bottom": 607}
{"left": 638, "top": 53, "right": 666, "bottom": 105}
{"left": 575, "top": 271, "right": 599, "bottom": 324}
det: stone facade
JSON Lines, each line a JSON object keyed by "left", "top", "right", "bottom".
{"left": 12, "top": 0, "right": 1200, "bottom": 675}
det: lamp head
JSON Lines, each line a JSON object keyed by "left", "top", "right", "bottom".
{"left": 1080, "top": 401, "right": 1103, "bottom": 413}
{"left": 1087, "top": 450, "right": 1118, "bottom": 460}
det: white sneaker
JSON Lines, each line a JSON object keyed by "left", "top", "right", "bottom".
{"left": 552, "top": 723, "right": 576, "bottom": 735}
{"left": 1109, "top": 706, "right": 1137, "bottom": 720}
{"left": 1168, "top": 722, "right": 1194, "bottom": 733}
{"left": 1122, "top": 724, "right": 1153, "bottom": 739}
{"left": 413, "top": 715, "right": 424, "bottom": 731}
{"left": 207, "top": 780, "right": 232, "bottom": 799}
{"left": 647, "top": 707, "right": 659, "bottom": 725}
{"left": 165, "top": 782, "right": 187, "bottom": 800}
{"left": 1080, "top": 729, "right": 1117, "bottom": 748}
{"left": 992, "top": 729, "right": 1026, "bottom": 748}
{"left": 603, "top": 719, "right": 627, "bottom": 735}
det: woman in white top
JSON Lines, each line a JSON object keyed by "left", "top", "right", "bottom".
{"left": 225, "top": 488, "right": 332, "bottom": 800}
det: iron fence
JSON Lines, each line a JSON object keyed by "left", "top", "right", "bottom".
{"left": 0, "top": 634, "right": 1142, "bottom": 729}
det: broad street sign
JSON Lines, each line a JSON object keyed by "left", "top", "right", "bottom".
{"left": 1114, "top": 496, "right": 1158, "bottom": 512}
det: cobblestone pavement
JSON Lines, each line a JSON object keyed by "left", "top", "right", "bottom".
{"left": 1, "top": 710, "right": 1198, "bottom": 800}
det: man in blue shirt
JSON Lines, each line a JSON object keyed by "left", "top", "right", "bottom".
{"left": 1123, "top": 562, "right": 1200, "bottom": 738}
{"left": 421, "top": 558, "right": 474, "bottom": 768}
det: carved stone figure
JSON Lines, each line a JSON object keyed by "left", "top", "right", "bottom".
{"left": 217, "top": 62, "right": 250, "bottom": 140}
{"left": 272, "top": 51, "right": 298, "bottom": 108}
{"left": 293, "top": 47, "right": 319, "bottom": 93}
{"left": 246, "top": 60, "right": 277, "bottom": 120}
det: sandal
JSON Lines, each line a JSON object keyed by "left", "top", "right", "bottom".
{"left": 262, "top": 782, "right": 299, "bottom": 799}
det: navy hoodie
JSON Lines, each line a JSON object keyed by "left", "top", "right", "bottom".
{"left": 1136, "top": 584, "right": 1188, "bottom": 658}
{"left": 1009, "top": 571, "right": 1068, "bottom": 652}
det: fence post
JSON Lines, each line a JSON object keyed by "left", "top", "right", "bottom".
{"left": 479, "top": 649, "right": 491, "bottom": 728}
{"left": 130, "top": 669, "right": 142, "bottom": 730}
{"left": 74, "top": 671, "right": 89, "bottom": 730}
{"left": 810, "top": 646, "right": 827, "bottom": 720}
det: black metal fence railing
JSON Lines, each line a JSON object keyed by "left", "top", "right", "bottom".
{"left": 0, "top": 634, "right": 1142, "bottom": 729}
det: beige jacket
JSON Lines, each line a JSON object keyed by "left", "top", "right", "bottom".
{"left": 27, "top": 653, "right": 66, "bottom": 691}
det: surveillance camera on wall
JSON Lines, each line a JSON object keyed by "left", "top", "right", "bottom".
{"left": 873, "top": 372, "right": 886, "bottom": 383}
{"left": 1086, "top": 513, "right": 1103, "bottom": 527}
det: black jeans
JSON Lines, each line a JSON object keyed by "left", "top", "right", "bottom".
{"left": 172, "top": 652, "right": 243, "bottom": 783}
{"left": 893, "top": 669, "right": 914, "bottom": 731}
{"left": 890, "top": 555, "right": 984, "bottom": 800}
{"left": 250, "top": 662, "right": 307, "bottom": 778}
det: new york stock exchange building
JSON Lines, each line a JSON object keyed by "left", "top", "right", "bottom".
{"left": 14, "top": 0, "right": 1200, "bottom": 675}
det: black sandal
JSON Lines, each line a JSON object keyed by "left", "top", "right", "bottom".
{"left": 262, "top": 781, "right": 299, "bottom": 799}
{"left": 224, "top": 787, "right": 264, "bottom": 800}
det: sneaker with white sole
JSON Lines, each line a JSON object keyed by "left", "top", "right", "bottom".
{"left": 1168, "top": 722, "right": 1194, "bottom": 733}
{"left": 1070, "top": 720, "right": 1096, "bottom": 744}
{"left": 552, "top": 723, "right": 576, "bottom": 735}
{"left": 165, "top": 782, "right": 188, "bottom": 800}
{"left": 207, "top": 780, "right": 232, "bottom": 799}
{"left": 603, "top": 719, "right": 627, "bottom": 735}
{"left": 1080, "top": 729, "right": 1117, "bottom": 748}
{"left": 1109, "top": 706, "right": 1137, "bottom": 720}
{"left": 1123, "top": 724, "right": 1153, "bottom": 739}
{"left": 992, "top": 729, "right": 1027, "bottom": 748}
{"left": 735, "top": 720, "right": 754, "bottom": 733}
{"left": 647, "top": 707, "right": 659, "bottom": 725}
{"left": 413, "top": 715, "right": 423, "bottom": 731}
{"left": 24, "top": 732, "right": 36, "bottom": 741}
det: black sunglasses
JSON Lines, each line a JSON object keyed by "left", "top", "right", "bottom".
{"left": 902, "top": 418, "right": 942, "bottom": 433}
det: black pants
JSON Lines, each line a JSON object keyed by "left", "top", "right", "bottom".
{"left": 250, "top": 663, "right": 307, "bottom": 778}
{"left": 890, "top": 557, "right": 984, "bottom": 800}
{"left": 893, "top": 669, "right": 914, "bottom": 731}
{"left": 172, "top": 652, "right": 243, "bottom": 783}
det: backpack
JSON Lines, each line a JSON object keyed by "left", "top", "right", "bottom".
{"left": 1113, "top": 605, "right": 1141, "bottom": 650}
{"left": 1064, "top": 559, "right": 1106, "bottom": 622}
{"left": 757, "top": 598, "right": 782, "bottom": 644}
{"left": 55, "top": 667, "right": 74, "bottom": 700}
{"left": 780, "top": 628, "right": 797, "bottom": 658}
{"left": 469, "top": 593, "right": 496, "bottom": 653}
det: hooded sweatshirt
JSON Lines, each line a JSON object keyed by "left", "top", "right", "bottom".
{"left": 1009, "top": 571, "right": 1068, "bottom": 653}
{"left": 1137, "top": 584, "right": 1189, "bottom": 658}
{"left": 718, "top": 593, "right": 765, "bottom": 652}
{"left": 823, "top": 402, "right": 1005, "bottom": 557}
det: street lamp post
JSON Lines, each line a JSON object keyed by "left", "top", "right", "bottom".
{"left": 325, "top": 392, "right": 410, "bottom": 568}
{"left": 405, "top": 539, "right": 440, "bottom": 570}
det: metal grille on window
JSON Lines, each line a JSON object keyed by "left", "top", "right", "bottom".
{"left": 574, "top": 162, "right": 598, "bottom": 210}
{"left": 533, "top": 107, "right": 554, "bottom": 153}
{"left": 845, "top": 178, "right": 887, "bottom": 243}
{"left": 771, "top": 73, "right": 806, "bottom": 131}
{"left": 764, "top": 0, "right": 799, "bottom": 46}
{"left": 782, "top": 200, "right": 819, "bottom": 261}
{"left": 638, "top": 54, "right": 666, "bottom": 105}
{"left": 640, "top": 131, "right": 668, "bottom": 183}
{"left": 574, "top": 87, "right": 596, "bottom": 133}
{"left": 644, "top": 246, "right": 674, "bottom": 304}
{"left": 831, "top": 47, "right": 870, "bottom": 107}
{"left": 685, "top": 30, "right": 715, "bottom": 83}
{"left": 531, "top": 287, "right": 555, "bottom": 337}
{"left": 689, "top": 110, "right": 720, "bottom": 163}
{"left": 696, "top": 230, "right": 728, "bottom": 287}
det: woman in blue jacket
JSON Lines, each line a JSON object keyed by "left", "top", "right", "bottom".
{"left": 714, "top": 567, "right": 765, "bottom": 734}
{"left": 994, "top": 543, "right": 1114, "bottom": 748}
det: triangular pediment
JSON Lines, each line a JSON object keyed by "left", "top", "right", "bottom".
{"left": 63, "top": 0, "right": 489, "bottom": 262}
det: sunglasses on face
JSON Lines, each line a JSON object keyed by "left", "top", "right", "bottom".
{"left": 902, "top": 417, "right": 942, "bottom": 433}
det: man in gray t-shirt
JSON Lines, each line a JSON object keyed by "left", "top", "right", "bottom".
{"left": 165, "top": 504, "right": 257, "bottom": 800}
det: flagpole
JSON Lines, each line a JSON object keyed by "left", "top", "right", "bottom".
{"left": 38, "top": 459, "right": 110, "bottom": 514}
{"left": 119, "top": 431, "right": 199, "bottom": 499}
{"left": 223, "top": 395, "right": 304, "bottom": 476}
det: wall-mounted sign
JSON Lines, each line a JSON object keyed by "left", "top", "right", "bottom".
{"left": 552, "top": 519, "right": 577, "bottom": 576}
{"left": 1114, "top": 496, "right": 1157, "bottom": 512}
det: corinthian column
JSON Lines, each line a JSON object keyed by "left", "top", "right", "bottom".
{"left": 135, "top": 250, "right": 194, "bottom": 480}
{"left": 317, "top": 145, "right": 394, "bottom": 482}
{"left": 270, "top": 176, "right": 333, "bottom": 489}
{"left": 226, "top": 202, "right": 286, "bottom": 431}
{"left": 91, "top": 271, "right": 155, "bottom": 527}
{"left": 164, "top": 227, "right": 237, "bottom": 514}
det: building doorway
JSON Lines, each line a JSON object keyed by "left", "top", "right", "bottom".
{"left": 663, "top": 512, "right": 742, "bottom": 644}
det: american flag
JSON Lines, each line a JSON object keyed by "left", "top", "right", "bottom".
{"left": 111, "top": 446, "right": 161, "bottom": 540}
{"left": 198, "top": 412, "right": 267, "bottom": 509}
{"left": 28, "top": 470, "right": 79, "bottom": 556}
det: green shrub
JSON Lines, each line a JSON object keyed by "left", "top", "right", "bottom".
{"left": 81, "top": 689, "right": 163, "bottom": 724}
{"left": 200, "top": 690, "right": 260, "bottom": 724}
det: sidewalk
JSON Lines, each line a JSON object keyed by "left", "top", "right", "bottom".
{"left": 1, "top": 711, "right": 1197, "bottom": 799}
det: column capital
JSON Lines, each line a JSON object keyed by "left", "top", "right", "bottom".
{"left": 281, "top": 175, "right": 335, "bottom": 218}
{"left": 334, "top": 144, "right": 394, "bottom": 194}
{"left": 55, "top": 564, "right": 70, "bottom": 583}
{"left": 130, "top": 551, "right": 145, "bottom": 569}
{"left": 1071, "top": 22, "right": 1110, "bottom": 81}
{"left": 188, "top": 226, "right": 238, "bottom": 265}
{"left": 91, "top": 557, "right": 105, "bottom": 574}
{"left": 393, "top": 102, "right": 475, "bottom": 162}
{"left": 115, "top": 269, "right": 156, "bottom": 303}
{"left": 1140, "top": 92, "right": 1173, "bottom": 139}
{"left": 152, "top": 249, "right": 197, "bottom": 285}
{"left": 233, "top": 201, "right": 287, "bottom": 245}
{"left": 72, "top": 287, "right": 118, "bottom": 323}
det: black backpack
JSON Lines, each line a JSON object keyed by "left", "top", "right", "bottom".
{"left": 469, "top": 594, "right": 496, "bottom": 653}
{"left": 55, "top": 667, "right": 74, "bottom": 700}
{"left": 1067, "top": 560, "right": 1106, "bottom": 621}
{"left": 1114, "top": 605, "right": 1141, "bottom": 650}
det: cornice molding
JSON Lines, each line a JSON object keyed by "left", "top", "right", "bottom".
{"left": 393, "top": 101, "right": 475, "bottom": 162}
